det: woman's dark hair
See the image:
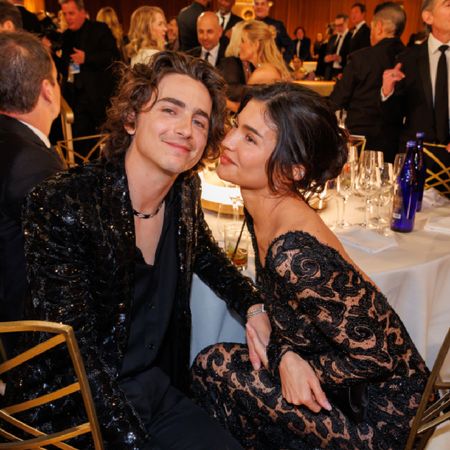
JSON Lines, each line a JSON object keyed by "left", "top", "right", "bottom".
{"left": 103, "top": 51, "right": 227, "bottom": 169}
{"left": 238, "top": 82, "right": 348, "bottom": 198}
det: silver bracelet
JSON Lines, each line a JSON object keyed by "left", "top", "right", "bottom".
{"left": 246, "top": 304, "right": 266, "bottom": 319}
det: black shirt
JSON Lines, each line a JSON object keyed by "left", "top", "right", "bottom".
{"left": 120, "top": 189, "right": 178, "bottom": 378}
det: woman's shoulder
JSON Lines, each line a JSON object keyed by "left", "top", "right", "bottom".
{"left": 248, "top": 63, "right": 282, "bottom": 85}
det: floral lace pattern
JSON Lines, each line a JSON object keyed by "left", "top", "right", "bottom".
{"left": 192, "top": 231, "right": 429, "bottom": 449}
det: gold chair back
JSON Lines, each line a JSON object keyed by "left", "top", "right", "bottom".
{"left": 404, "top": 328, "right": 450, "bottom": 450}
{"left": 56, "top": 134, "right": 108, "bottom": 167}
{"left": 0, "top": 321, "right": 104, "bottom": 450}
{"left": 423, "top": 144, "right": 450, "bottom": 197}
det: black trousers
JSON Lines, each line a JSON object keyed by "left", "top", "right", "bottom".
{"left": 119, "top": 367, "right": 242, "bottom": 450}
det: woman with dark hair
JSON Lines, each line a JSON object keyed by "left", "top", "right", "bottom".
{"left": 192, "top": 83, "right": 429, "bottom": 450}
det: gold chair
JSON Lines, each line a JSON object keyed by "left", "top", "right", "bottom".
{"left": 0, "top": 321, "right": 104, "bottom": 449}
{"left": 423, "top": 143, "right": 450, "bottom": 198}
{"left": 56, "top": 134, "right": 108, "bottom": 168}
{"left": 404, "top": 328, "right": 450, "bottom": 450}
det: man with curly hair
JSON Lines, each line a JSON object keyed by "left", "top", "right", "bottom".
{"left": 16, "top": 51, "right": 269, "bottom": 449}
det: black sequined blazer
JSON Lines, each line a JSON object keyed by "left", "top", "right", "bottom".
{"left": 11, "top": 156, "right": 259, "bottom": 449}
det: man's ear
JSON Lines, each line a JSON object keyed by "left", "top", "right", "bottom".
{"left": 124, "top": 113, "right": 137, "bottom": 135}
{"left": 0, "top": 20, "right": 15, "bottom": 32}
{"left": 422, "top": 9, "right": 433, "bottom": 27}
{"left": 41, "top": 79, "right": 54, "bottom": 104}
{"left": 292, "top": 164, "right": 305, "bottom": 181}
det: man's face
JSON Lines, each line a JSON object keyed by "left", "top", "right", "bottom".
{"left": 61, "top": 1, "right": 86, "bottom": 31}
{"left": 334, "top": 17, "right": 347, "bottom": 34}
{"left": 423, "top": 0, "right": 450, "bottom": 36}
{"left": 350, "top": 6, "right": 364, "bottom": 26}
{"left": 197, "top": 13, "right": 222, "bottom": 51}
{"left": 217, "top": 0, "right": 235, "bottom": 14}
{"left": 49, "top": 62, "right": 61, "bottom": 119}
{"left": 254, "top": 0, "right": 270, "bottom": 19}
{"left": 127, "top": 73, "right": 213, "bottom": 178}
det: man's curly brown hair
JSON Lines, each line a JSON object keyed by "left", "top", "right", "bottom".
{"left": 102, "top": 51, "right": 227, "bottom": 169}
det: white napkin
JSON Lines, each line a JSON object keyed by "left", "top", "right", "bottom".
{"left": 421, "top": 188, "right": 450, "bottom": 210}
{"left": 337, "top": 228, "right": 398, "bottom": 254}
{"left": 424, "top": 216, "right": 450, "bottom": 235}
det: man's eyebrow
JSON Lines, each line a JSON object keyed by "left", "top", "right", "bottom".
{"left": 157, "top": 97, "right": 210, "bottom": 121}
{"left": 242, "top": 123, "right": 262, "bottom": 138}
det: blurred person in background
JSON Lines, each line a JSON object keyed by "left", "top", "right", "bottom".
{"left": 239, "top": 20, "right": 291, "bottom": 85}
{"left": 312, "top": 31, "right": 324, "bottom": 60}
{"left": 58, "top": 0, "right": 118, "bottom": 153}
{"left": 331, "top": 2, "right": 406, "bottom": 162}
{"left": 7, "top": 0, "right": 41, "bottom": 34}
{"left": 97, "top": 6, "right": 128, "bottom": 63}
{"left": 349, "top": 2, "right": 371, "bottom": 53}
{"left": 216, "top": 0, "right": 241, "bottom": 47}
{"left": 166, "top": 16, "right": 179, "bottom": 51}
{"left": 292, "top": 25, "right": 311, "bottom": 61}
{"left": 177, "top": 0, "right": 209, "bottom": 51}
{"left": 324, "top": 13, "right": 351, "bottom": 80}
{"left": 0, "top": 0, "right": 22, "bottom": 31}
{"left": 127, "top": 6, "right": 167, "bottom": 66}
{"left": 253, "top": 0, "right": 294, "bottom": 64}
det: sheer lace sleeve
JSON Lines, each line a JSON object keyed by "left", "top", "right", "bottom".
{"left": 265, "top": 232, "right": 407, "bottom": 387}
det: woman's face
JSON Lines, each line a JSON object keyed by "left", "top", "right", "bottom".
{"left": 239, "top": 31, "right": 259, "bottom": 63}
{"left": 151, "top": 12, "right": 167, "bottom": 42}
{"left": 217, "top": 99, "right": 277, "bottom": 192}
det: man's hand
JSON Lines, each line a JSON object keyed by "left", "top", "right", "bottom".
{"left": 246, "top": 319, "right": 270, "bottom": 370}
{"left": 71, "top": 48, "right": 85, "bottom": 65}
{"left": 382, "top": 62, "right": 404, "bottom": 97}
{"left": 279, "top": 351, "right": 332, "bottom": 413}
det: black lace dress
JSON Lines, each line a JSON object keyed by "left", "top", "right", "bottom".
{"left": 191, "top": 228, "right": 429, "bottom": 450}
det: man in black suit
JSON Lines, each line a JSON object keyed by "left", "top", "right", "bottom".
{"left": 254, "top": 0, "right": 294, "bottom": 64}
{"left": 0, "top": 1, "right": 22, "bottom": 31}
{"left": 292, "top": 26, "right": 312, "bottom": 61}
{"left": 324, "top": 14, "right": 352, "bottom": 80}
{"left": 189, "top": 12, "right": 226, "bottom": 68}
{"left": 331, "top": 2, "right": 406, "bottom": 162}
{"left": 382, "top": 0, "right": 450, "bottom": 193}
{"left": 177, "top": 0, "right": 209, "bottom": 52}
{"left": 216, "top": 0, "right": 241, "bottom": 47}
{"left": 0, "top": 32, "right": 64, "bottom": 351}
{"left": 59, "top": 0, "right": 117, "bottom": 148}
{"left": 9, "top": 1, "right": 41, "bottom": 34}
{"left": 349, "top": 2, "right": 371, "bottom": 54}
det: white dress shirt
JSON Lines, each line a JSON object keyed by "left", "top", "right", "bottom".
{"left": 216, "top": 11, "right": 231, "bottom": 30}
{"left": 19, "top": 120, "right": 51, "bottom": 148}
{"left": 333, "top": 30, "right": 349, "bottom": 69}
{"left": 202, "top": 44, "right": 220, "bottom": 67}
{"left": 428, "top": 33, "right": 450, "bottom": 127}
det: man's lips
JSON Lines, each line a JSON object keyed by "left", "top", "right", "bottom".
{"left": 164, "top": 140, "right": 192, "bottom": 153}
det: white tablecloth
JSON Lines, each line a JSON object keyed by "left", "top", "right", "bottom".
{"left": 190, "top": 190, "right": 450, "bottom": 448}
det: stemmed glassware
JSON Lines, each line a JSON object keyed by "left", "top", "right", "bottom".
{"left": 336, "top": 162, "right": 356, "bottom": 228}
{"left": 355, "top": 150, "right": 383, "bottom": 228}
{"left": 377, "top": 162, "right": 395, "bottom": 234}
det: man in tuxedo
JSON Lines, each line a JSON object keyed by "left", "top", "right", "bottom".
{"left": 324, "top": 14, "right": 352, "bottom": 80}
{"left": 189, "top": 11, "right": 226, "bottom": 68}
{"left": 349, "top": 2, "right": 371, "bottom": 53}
{"left": 0, "top": 32, "right": 64, "bottom": 351}
{"left": 292, "top": 26, "right": 312, "bottom": 61}
{"left": 0, "top": 1, "right": 21, "bottom": 31}
{"left": 383, "top": 1, "right": 450, "bottom": 146}
{"left": 253, "top": 0, "right": 294, "bottom": 64}
{"left": 8, "top": 0, "right": 41, "bottom": 34}
{"left": 177, "top": 0, "right": 209, "bottom": 52}
{"left": 59, "top": 0, "right": 117, "bottom": 148}
{"left": 216, "top": 0, "right": 241, "bottom": 47}
{"left": 382, "top": 0, "right": 450, "bottom": 194}
{"left": 330, "top": 2, "right": 406, "bottom": 163}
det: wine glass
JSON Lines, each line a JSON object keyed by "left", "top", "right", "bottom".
{"left": 336, "top": 162, "right": 356, "bottom": 228}
{"left": 377, "top": 163, "right": 395, "bottom": 234}
{"left": 356, "top": 151, "right": 383, "bottom": 227}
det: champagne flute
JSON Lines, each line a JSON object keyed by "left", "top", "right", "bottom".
{"left": 336, "top": 162, "right": 355, "bottom": 228}
{"left": 356, "top": 151, "right": 383, "bottom": 227}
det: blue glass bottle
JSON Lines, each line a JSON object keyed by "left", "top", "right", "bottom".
{"left": 391, "top": 140, "right": 419, "bottom": 232}
{"left": 415, "top": 131, "right": 426, "bottom": 211}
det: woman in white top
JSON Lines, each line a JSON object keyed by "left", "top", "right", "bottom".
{"left": 127, "top": 6, "right": 167, "bottom": 67}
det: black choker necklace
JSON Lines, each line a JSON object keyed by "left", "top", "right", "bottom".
{"left": 133, "top": 201, "right": 164, "bottom": 219}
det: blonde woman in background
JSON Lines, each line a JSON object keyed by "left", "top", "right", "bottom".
{"left": 126, "top": 6, "right": 167, "bottom": 66}
{"left": 96, "top": 6, "right": 127, "bottom": 62}
{"left": 239, "top": 20, "right": 291, "bottom": 84}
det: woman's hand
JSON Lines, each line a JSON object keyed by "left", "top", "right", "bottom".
{"left": 279, "top": 351, "right": 332, "bottom": 413}
{"left": 246, "top": 320, "right": 270, "bottom": 370}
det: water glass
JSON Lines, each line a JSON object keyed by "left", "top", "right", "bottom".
{"left": 224, "top": 223, "right": 249, "bottom": 270}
